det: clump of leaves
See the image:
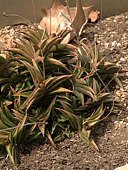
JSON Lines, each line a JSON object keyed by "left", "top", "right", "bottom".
{"left": 0, "top": 28, "right": 123, "bottom": 164}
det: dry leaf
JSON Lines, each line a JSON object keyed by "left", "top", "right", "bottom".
{"left": 40, "top": 0, "right": 70, "bottom": 34}
{"left": 39, "top": 0, "right": 95, "bottom": 40}
{"left": 71, "top": 0, "right": 86, "bottom": 35}
{"left": 89, "top": 10, "right": 100, "bottom": 22}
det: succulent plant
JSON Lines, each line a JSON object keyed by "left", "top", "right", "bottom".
{"left": 0, "top": 28, "right": 123, "bottom": 164}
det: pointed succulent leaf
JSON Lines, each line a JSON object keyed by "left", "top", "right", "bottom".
{"left": 47, "top": 130, "right": 56, "bottom": 148}
{"left": 87, "top": 103, "right": 104, "bottom": 127}
{"left": 22, "top": 30, "right": 41, "bottom": 45}
{"left": 74, "top": 86, "right": 94, "bottom": 99}
{"left": 73, "top": 90, "right": 84, "bottom": 106}
{"left": 46, "top": 75, "right": 72, "bottom": 90}
{"left": 0, "top": 105, "right": 15, "bottom": 127}
{"left": 47, "top": 58, "right": 71, "bottom": 73}
{"left": 14, "top": 38, "right": 35, "bottom": 58}
{"left": 56, "top": 108, "right": 80, "bottom": 130}
{"left": 43, "top": 36, "right": 62, "bottom": 56}
{"left": 41, "top": 96, "right": 56, "bottom": 122}
{"left": 79, "top": 126, "right": 91, "bottom": 145}
{"left": 20, "top": 60, "right": 42, "bottom": 86}
{"left": 50, "top": 87, "right": 72, "bottom": 95}
{"left": 20, "top": 86, "right": 40, "bottom": 110}
{"left": 75, "top": 82, "right": 95, "bottom": 94}
{"left": 12, "top": 109, "right": 24, "bottom": 121}
{"left": 57, "top": 99, "right": 73, "bottom": 113}
{"left": 6, "top": 144, "right": 15, "bottom": 164}
{"left": 8, "top": 48, "right": 31, "bottom": 60}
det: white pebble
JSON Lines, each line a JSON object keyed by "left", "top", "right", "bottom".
{"left": 111, "top": 41, "right": 117, "bottom": 47}
{"left": 117, "top": 43, "right": 121, "bottom": 47}
{"left": 120, "top": 57, "right": 125, "bottom": 61}
{"left": 104, "top": 42, "right": 109, "bottom": 48}
{"left": 120, "top": 121, "right": 123, "bottom": 124}
{"left": 115, "top": 164, "right": 128, "bottom": 170}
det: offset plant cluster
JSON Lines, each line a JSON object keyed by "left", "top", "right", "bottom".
{"left": 0, "top": 28, "right": 122, "bottom": 164}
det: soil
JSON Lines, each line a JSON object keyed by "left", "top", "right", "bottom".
{"left": 0, "top": 11, "right": 128, "bottom": 170}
